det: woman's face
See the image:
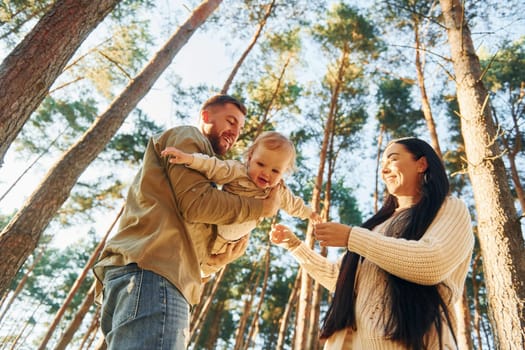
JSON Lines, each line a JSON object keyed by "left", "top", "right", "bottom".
{"left": 381, "top": 142, "right": 427, "bottom": 198}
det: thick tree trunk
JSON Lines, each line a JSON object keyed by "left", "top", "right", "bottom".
{"left": 439, "top": 0, "right": 525, "bottom": 347}
{"left": 0, "top": 0, "right": 223, "bottom": 299}
{"left": 0, "top": 0, "right": 121, "bottom": 164}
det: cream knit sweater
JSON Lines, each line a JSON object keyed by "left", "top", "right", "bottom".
{"left": 289, "top": 196, "right": 474, "bottom": 349}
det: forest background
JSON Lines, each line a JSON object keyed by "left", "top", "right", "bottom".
{"left": 0, "top": 0, "right": 524, "bottom": 349}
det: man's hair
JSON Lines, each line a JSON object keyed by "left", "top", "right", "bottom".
{"left": 201, "top": 94, "right": 247, "bottom": 115}
{"left": 245, "top": 131, "right": 297, "bottom": 173}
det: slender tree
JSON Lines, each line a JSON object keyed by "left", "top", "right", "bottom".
{"left": 220, "top": 0, "right": 277, "bottom": 94}
{"left": 439, "top": 0, "right": 525, "bottom": 347}
{"left": 0, "top": 0, "right": 224, "bottom": 298}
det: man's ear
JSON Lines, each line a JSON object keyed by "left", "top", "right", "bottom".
{"left": 201, "top": 109, "right": 210, "bottom": 123}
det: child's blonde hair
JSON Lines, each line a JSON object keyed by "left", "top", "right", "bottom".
{"left": 244, "top": 131, "right": 297, "bottom": 173}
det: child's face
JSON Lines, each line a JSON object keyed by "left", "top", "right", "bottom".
{"left": 247, "top": 145, "right": 291, "bottom": 189}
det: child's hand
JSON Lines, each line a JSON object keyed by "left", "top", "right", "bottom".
{"left": 310, "top": 211, "right": 322, "bottom": 224}
{"left": 270, "top": 224, "right": 301, "bottom": 250}
{"left": 160, "top": 146, "right": 193, "bottom": 165}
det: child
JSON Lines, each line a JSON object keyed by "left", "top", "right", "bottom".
{"left": 161, "top": 131, "right": 320, "bottom": 256}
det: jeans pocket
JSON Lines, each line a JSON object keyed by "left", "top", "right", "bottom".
{"left": 101, "top": 265, "right": 143, "bottom": 333}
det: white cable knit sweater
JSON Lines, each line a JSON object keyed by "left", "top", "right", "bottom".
{"left": 289, "top": 196, "right": 474, "bottom": 349}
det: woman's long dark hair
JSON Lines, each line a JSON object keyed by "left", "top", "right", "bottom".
{"left": 320, "top": 138, "right": 455, "bottom": 349}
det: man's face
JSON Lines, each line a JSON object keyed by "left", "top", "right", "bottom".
{"left": 201, "top": 103, "right": 246, "bottom": 155}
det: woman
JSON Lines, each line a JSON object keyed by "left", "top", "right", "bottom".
{"left": 271, "top": 137, "right": 474, "bottom": 349}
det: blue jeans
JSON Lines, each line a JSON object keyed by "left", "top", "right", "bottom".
{"left": 100, "top": 264, "right": 190, "bottom": 349}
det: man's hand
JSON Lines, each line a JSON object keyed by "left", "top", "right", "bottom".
{"left": 261, "top": 187, "right": 281, "bottom": 217}
{"left": 206, "top": 235, "right": 249, "bottom": 269}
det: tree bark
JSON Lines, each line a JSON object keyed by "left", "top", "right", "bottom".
{"left": 439, "top": 0, "right": 525, "bottom": 347}
{"left": 0, "top": 0, "right": 121, "bottom": 165}
{"left": 0, "top": 0, "right": 224, "bottom": 299}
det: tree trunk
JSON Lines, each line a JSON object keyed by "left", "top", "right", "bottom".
{"left": 414, "top": 24, "right": 443, "bottom": 158}
{"left": 0, "top": 0, "right": 121, "bottom": 164}
{"left": 0, "top": 248, "right": 45, "bottom": 324}
{"left": 374, "top": 125, "right": 385, "bottom": 213}
{"left": 454, "top": 286, "right": 473, "bottom": 350}
{"left": 189, "top": 266, "right": 227, "bottom": 345}
{"left": 0, "top": 0, "right": 224, "bottom": 298}
{"left": 53, "top": 281, "right": 96, "bottom": 350}
{"left": 244, "top": 245, "right": 271, "bottom": 350}
{"left": 38, "top": 205, "right": 122, "bottom": 350}
{"left": 220, "top": 0, "right": 276, "bottom": 94}
{"left": 276, "top": 271, "right": 301, "bottom": 350}
{"left": 233, "top": 264, "right": 261, "bottom": 350}
{"left": 77, "top": 306, "right": 101, "bottom": 350}
{"left": 439, "top": 0, "right": 525, "bottom": 347}
{"left": 295, "top": 49, "right": 347, "bottom": 350}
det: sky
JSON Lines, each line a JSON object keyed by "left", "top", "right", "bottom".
{"left": 1, "top": 0, "right": 524, "bottom": 247}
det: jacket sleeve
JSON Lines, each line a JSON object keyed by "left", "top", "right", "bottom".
{"left": 188, "top": 153, "right": 247, "bottom": 185}
{"left": 155, "top": 128, "right": 262, "bottom": 225}
{"left": 347, "top": 197, "right": 474, "bottom": 285}
{"left": 278, "top": 182, "right": 313, "bottom": 219}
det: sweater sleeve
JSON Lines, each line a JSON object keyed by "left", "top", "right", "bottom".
{"left": 155, "top": 127, "right": 262, "bottom": 225}
{"left": 289, "top": 243, "right": 340, "bottom": 292}
{"left": 347, "top": 197, "right": 474, "bottom": 285}
{"left": 278, "top": 182, "right": 313, "bottom": 220}
{"left": 188, "top": 153, "right": 247, "bottom": 185}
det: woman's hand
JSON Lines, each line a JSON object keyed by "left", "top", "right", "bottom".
{"left": 314, "top": 222, "right": 351, "bottom": 247}
{"left": 270, "top": 224, "right": 301, "bottom": 250}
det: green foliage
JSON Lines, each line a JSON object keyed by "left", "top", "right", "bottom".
{"left": 18, "top": 96, "right": 98, "bottom": 154}
{"left": 0, "top": 0, "right": 53, "bottom": 44}
{"left": 376, "top": 77, "right": 424, "bottom": 138}
{"left": 105, "top": 110, "right": 163, "bottom": 164}
{"left": 312, "top": 3, "right": 382, "bottom": 59}
{"left": 331, "top": 179, "right": 362, "bottom": 225}
{"left": 13, "top": 231, "right": 98, "bottom": 317}
{"left": 482, "top": 37, "right": 525, "bottom": 102}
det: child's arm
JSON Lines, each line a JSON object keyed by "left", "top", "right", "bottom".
{"left": 161, "top": 146, "right": 246, "bottom": 184}
{"left": 278, "top": 183, "right": 321, "bottom": 223}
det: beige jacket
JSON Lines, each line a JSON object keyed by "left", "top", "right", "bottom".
{"left": 289, "top": 196, "right": 474, "bottom": 349}
{"left": 93, "top": 126, "right": 263, "bottom": 305}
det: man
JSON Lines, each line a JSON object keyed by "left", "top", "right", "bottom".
{"left": 94, "top": 94, "right": 280, "bottom": 349}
